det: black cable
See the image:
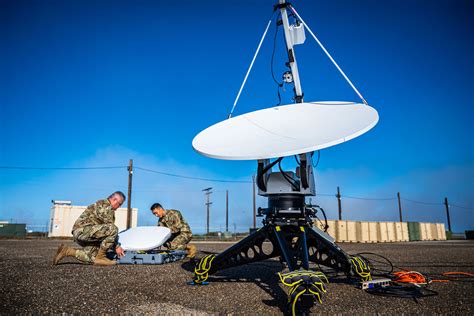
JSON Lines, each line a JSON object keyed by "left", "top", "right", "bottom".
{"left": 351, "top": 251, "right": 439, "bottom": 300}
{"left": 366, "top": 284, "right": 438, "bottom": 300}
{"left": 270, "top": 12, "right": 282, "bottom": 86}
{"left": 311, "top": 151, "right": 320, "bottom": 168}
{"left": 278, "top": 158, "right": 299, "bottom": 191}
{"left": 353, "top": 252, "right": 394, "bottom": 276}
{"left": 270, "top": 12, "right": 283, "bottom": 106}
{"left": 294, "top": 155, "right": 300, "bottom": 166}
{"left": 312, "top": 205, "right": 329, "bottom": 232}
{"left": 319, "top": 206, "right": 328, "bottom": 232}
{"left": 256, "top": 157, "right": 286, "bottom": 191}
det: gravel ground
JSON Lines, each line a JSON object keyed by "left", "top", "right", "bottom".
{"left": 0, "top": 239, "right": 473, "bottom": 315}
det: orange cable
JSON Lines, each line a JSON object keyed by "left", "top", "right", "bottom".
{"left": 392, "top": 271, "right": 428, "bottom": 284}
{"left": 442, "top": 272, "right": 474, "bottom": 277}
{"left": 393, "top": 271, "right": 474, "bottom": 283}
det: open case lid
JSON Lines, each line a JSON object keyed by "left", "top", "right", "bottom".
{"left": 118, "top": 226, "right": 171, "bottom": 251}
{"left": 192, "top": 101, "right": 379, "bottom": 160}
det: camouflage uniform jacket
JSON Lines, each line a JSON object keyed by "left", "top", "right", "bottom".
{"left": 72, "top": 199, "right": 117, "bottom": 232}
{"left": 158, "top": 209, "right": 192, "bottom": 237}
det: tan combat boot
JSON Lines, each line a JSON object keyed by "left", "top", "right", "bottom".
{"left": 53, "top": 244, "right": 77, "bottom": 265}
{"left": 93, "top": 248, "right": 117, "bottom": 266}
{"left": 186, "top": 244, "right": 196, "bottom": 258}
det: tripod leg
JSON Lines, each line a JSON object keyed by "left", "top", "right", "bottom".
{"left": 305, "top": 227, "right": 372, "bottom": 280}
{"left": 305, "top": 227, "right": 352, "bottom": 274}
{"left": 192, "top": 225, "right": 279, "bottom": 284}
{"left": 299, "top": 226, "right": 310, "bottom": 270}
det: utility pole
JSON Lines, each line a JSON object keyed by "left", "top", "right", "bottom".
{"left": 226, "top": 190, "right": 229, "bottom": 232}
{"left": 397, "top": 192, "right": 403, "bottom": 222}
{"left": 252, "top": 175, "right": 256, "bottom": 228}
{"left": 336, "top": 186, "right": 342, "bottom": 220}
{"left": 203, "top": 187, "right": 213, "bottom": 235}
{"left": 127, "top": 159, "right": 133, "bottom": 229}
{"left": 444, "top": 197, "right": 452, "bottom": 232}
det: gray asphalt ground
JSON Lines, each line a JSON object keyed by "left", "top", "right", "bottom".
{"left": 0, "top": 239, "right": 473, "bottom": 315}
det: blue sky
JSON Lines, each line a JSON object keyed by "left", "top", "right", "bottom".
{"left": 1, "top": 0, "right": 472, "bottom": 233}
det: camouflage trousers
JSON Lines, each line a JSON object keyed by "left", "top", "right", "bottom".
{"left": 165, "top": 233, "right": 192, "bottom": 250}
{"left": 72, "top": 224, "right": 118, "bottom": 264}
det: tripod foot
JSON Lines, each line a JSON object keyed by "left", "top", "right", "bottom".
{"left": 192, "top": 254, "right": 216, "bottom": 284}
{"left": 279, "top": 270, "right": 328, "bottom": 316}
{"left": 187, "top": 280, "right": 209, "bottom": 286}
{"left": 350, "top": 256, "right": 372, "bottom": 281}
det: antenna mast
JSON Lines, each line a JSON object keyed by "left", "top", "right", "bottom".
{"left": 279, "top": 0, "right": 303, "bottom": 103}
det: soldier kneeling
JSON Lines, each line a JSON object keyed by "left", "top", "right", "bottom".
{"left": 53, "top": 191, "right": 126, "bottom": 266}
{"left": 150, "top": 203, "right": 196, "bottom": 258}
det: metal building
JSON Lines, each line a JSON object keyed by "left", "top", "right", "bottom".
{"left": 0, "top": 223, "right": 27, "bottom": 237}
{"left": 48, "top": 201, "right": 138, "bottom": 237}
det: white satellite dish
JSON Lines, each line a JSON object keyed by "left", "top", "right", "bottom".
{"left": 119, "top": 226, "right": 171, "bottom": 251}
{"left": 193, "top": 101, "right": 378, "bottom": 160}
{"left": 193, "top": 0, "right": 378, "bottom": 161}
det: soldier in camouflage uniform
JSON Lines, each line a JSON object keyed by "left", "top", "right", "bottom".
{"left": 150, "top": 203, "right": 196, "bottom": 257}
{"left": 53, "top": 191, "right": 126, "bottom": 266}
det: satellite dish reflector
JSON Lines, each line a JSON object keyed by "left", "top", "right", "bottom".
{"left": 119, "top": 226, "right": 171, "bottom": 251}
{"left": 193, "top": 101, "right": 378, "bottom": 160}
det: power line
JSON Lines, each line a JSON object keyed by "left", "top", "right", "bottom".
{"left": 449, "top": 204, "right": 474, "bottom": 210}
{"left": 134, "top": 166, "right": 252, "bottom": 183}
{"left": 401, "top": 198, "right": 443, "bottom": 206}
{"left": 317, "top": 193, "right": 335, "bottom": 197}
{"left": 0, "top": 166, "right": 126, "bottom": 170}
{"left": 0, "top": 165, "right": 252, "bottom": 183}
{"left": 342, "top": 195, "right": 397, "bottom": 201}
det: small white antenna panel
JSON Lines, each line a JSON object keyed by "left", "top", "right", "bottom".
{"left": 119, "top": 226, "right": 171, "bottom": 251}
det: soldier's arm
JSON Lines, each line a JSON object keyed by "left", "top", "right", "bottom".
{"left": 170, "top": 217, "right": 183, "bottom": 234}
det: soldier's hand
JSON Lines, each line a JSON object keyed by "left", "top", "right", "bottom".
{"left": 115, "top": 246, "right": 125, "bottom": 258}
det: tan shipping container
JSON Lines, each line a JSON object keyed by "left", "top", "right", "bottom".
{"left": 426, "top": 222, "right": 433, "bottom": 240}
{"left": 368, "top": 222, "right": 378, "bottom": 242}
{"left": 430, "top": 223, "right": 440, "bottom": 240}
{"left": 356, "top": 221, "right": 370, "bottom": 243}
{"left": 394, "top": 222, "right": 404, "bottom": 242}
{"left": 419, "top": 222, "right": 432, "bottom": 240}
{"left": 336, "top": 220, "right": 348, "bottom": 242}
{"left": 436, "top": 223, "right": 447, "bottom": 240}
{"left": 386, "top": 222, "right": 396, "bottom": 242}
{"left": 346, "top": 221, "right": 358, "bottom": 242}
{"left": 401, "top": 222, "right": 409, "bottom": 241}
{"left": 377, "top": 222, "right": 389, "bottom": 242}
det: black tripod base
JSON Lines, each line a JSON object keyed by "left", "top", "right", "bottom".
{"left": 191, "top": 224, "right": 371, "bottom": 315}
{"left": 192, "top": 224, "right": 354, "bottom": 284}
